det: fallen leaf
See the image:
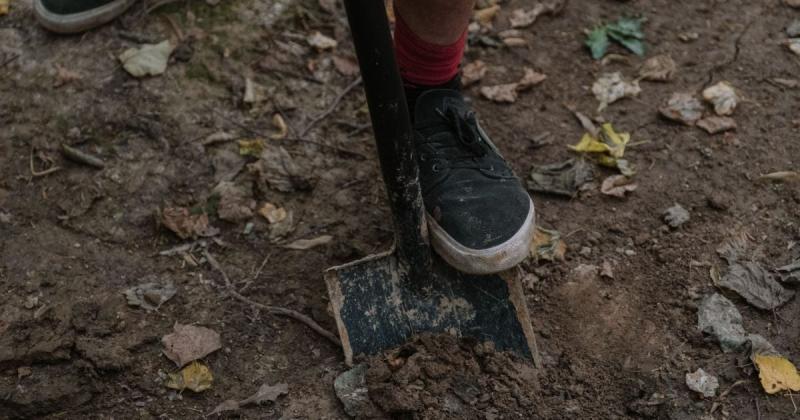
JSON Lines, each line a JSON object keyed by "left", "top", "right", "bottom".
{"left": 166, "top": 361, "right": 213, "bottom": 392}
{"left": 660, "top": 92, "right": 704, "bottom": 125}
{"left": 269, "top": 210, "right": 295, "bottom": 241}
{"left": 210, "top": 400, "right": 240, "bottom": 415}
{"left": 757, "top": 171, "right": 800, "bottom": 183}
{"left": 238, "top": 138, "right": 265, "bottom": 157}
{"left": 119, "top": 40, "right": 175, "bottom": 78}
{"left": 332, "top": 55, "right": 360, "bottom": 77}
{"left": 502, "top": 37, "right": 527, "bottom": 47}
{"left": 474, "top": 4, "right": 500, "bottom": 27}
{"left": 777, "top": 260, "right": 800, "bottom": 285}
{"left": 568, "top": 123, "right": 633, "bottom": 174}
{"left": 53, "top": 65, "right": 81, "bottom": 88}
{"left": 720, "top": 261, "right": 794, "bottom": 310}
{"left": 284, "top": 235, "right": 333, "bottom": 250}
{"left": 786, "top": 0, "right": 800, "bottom": 8}
{"left": 600, "top": 260, "right": 614, "bottom": 279}
{"left": 530, "top": 227, "right": 566, "bottom": 262}
{"left": 586, "top": 26, "right": 610, "bottom": 60}
{"left": 568, "top": 108, "right": 599, "bottom": 137}
{"left": 702, "top": 82, "right": 738, "bottom": 116}
{"left": 638, "top": 54, "right": 676, "bottom": 82}
{"left": 592, "top": 72, "right": 641, "bottom": 112}
{"left": 787, "top": 38, "right": 800, "bottom": 56}
{"left": 162, "top": 207, "right": 216, "bottom": 239}
{"left": 696, "top": 116, "right": 737, "bottom": 134}
{"left": 243, "top": 78, "right": 268, "bottom": 104}
{"left": 307, "top": 31, "right": 337, "bottom": 50}
{"left": 527, "top": 159, "right": 594, "bottom": 197}
{"left": 697, "top": 293, "right": 748, "bottom": 353}
{"left": 0, "top": 0, "right": 8, "bottom": 15}
{"left": 240, "top": 382, "right": 289, "bottom": 405}
{"left": 753, "top": 354, "right": 800, "bottom": 394}
{"left": 685, "top": 368, "right": 719, "bottom": 398}
{"left": 663, "top": 204, "right": 690, "bottom": 228}
{"left": 462, "top": 60, "right": 487, "bottom": 87}
{"left": 124, "top": 282, "right": 177, "bottom": 311}
{"left": 508, "top": 0, "right": 563, "bottom": 28}
{"left": 678, "top": 31, "right": 700, "bottom": 42}
{"left": 270, "top": 114, "right": 288, "bottom": 140}
{"left": 258, "top": 202, "right": 288, "bottom": 224}
{"left": 248, "top": 146, "right": 313, "bottom": 192}
{"left": 162, "top": 323, "right": 222, "bottom": 368}
{"left": 600, "top": 175, "right": 637, "bottom": 198}
{"left": 212, "top": 181, "right": 255, "bottom": 222}
{"left": 480, "top": 67, "right": 545, "bottom": 103}
{"left": 605, "top": 17, "right": 646, "bottom": 56}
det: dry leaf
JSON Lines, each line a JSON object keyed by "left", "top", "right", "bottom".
{"left": 600, "top": 260, "right": 614, "bottom": 279}
{"left": 638, "top": 54, "right": 676, "bottom": 82}
{"left": 696, "top": 116, "right": 736, "bottom": 134}
{"left": 270, "top": 114, "right": 288, "bottom": 140}
{"left": 480, "top": 67, "right": 545, "bottom": 103}
{"left": 307, "top": 31, "right": 338, "bottom": 50}
{"left": 332, "top": 55, "right": 360, "bottom": 77}
{"left": 162, "top": 207, "right": 216, "bottom": 239}
{"left": 213, "top": 181, "right": 255, "bottom": 222}
{"left": 162, "top": 323, "right": 222, "bottom": 368}
{"left": 757, "top": 171, "right": 800, "bottom": 183}
{"left": 258, "top": 202, "right": 288, "bottom": 224}
{"left": 474, "top": 4, "right": 500, "bottom": 27}
{"left": 592, "top": 72, "right": 640, "bottom": 112}
{"left": 568, "top": 123, "right": 633, "bottom": 175}
{"left": 243, "top": 78, "right": 268, "bottom": 104}
{"left": 166, "top": 361, "right": 213, "bottom": 392}
{"left": 284, "top": 235, "right": 333, "bottom": 250}
{"left": 238, "top": 138, "right": 265, "bottom": 157}
{"left": 210, "top": 382, "right": 288, "bottom": 415}
{"left": 118, "top": 40, "right": 175, "bottom": 78}
{"left": 600, "top": 175, "right": 637, "bottom": 198}
{"left": 753, "top": 354, "right": 800, "bottom": 394}
{"left": 530, "top": 227, "right": 566, "bottom": 262}
{"left": 0, "top": 0, "right": 8, "bottom": 15}
{"left": 462, "top": 60, "right": 487, "bottom": 87}
{"left": 660, "top": 92, "right": 704, "bottom": 125}
{"left": 53, "top": 65, "right": 81, "bottom": 88}
{"left": 702, "top": 82, "right": 738, "bottom": 116}
{"left": 502, "top": 37, "right": 527, "bottom": 47}
{"left": 248, "top": 146, "right": 313, "bottom": 192}
{"left": 517, "top": 68, "right": 547, "bottom": 90}
{"left": 508, "top": 0, "right": 563, "bottom": 28}
{"left": 210, "top": 399, "right": 240, "bottom": 415}
{"left": 124, "top": 282, "right": 176, "bottom": 311}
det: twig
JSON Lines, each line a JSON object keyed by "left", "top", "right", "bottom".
{"left": 240, "top": 252, "right": 272, "bottom": 293}
{"left": 298, "top": 77, "right": 362, "bottom": 138}
{"left": 203, "top": 250, "right": 341, "bottom": 346}
{"left": 756, "top": 398, "right": 762, "bottom": 420}
{"left": 790, "top": 392, "right": 798, "bottom": 414}
{"left": 156, "top": 240, "right": 205, "bottom": 256}
{"left": 29, "top": 148, "right": 61, "bottom": 178}
{"left": 1, "top": 54, "right": 20, "bottom": 68}
{"left": 61, "top": 144, "right": 106, "bottom": 169}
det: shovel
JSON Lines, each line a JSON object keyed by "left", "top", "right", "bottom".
{"left": 325, "top": 0, "right": 541, "bottom": 368}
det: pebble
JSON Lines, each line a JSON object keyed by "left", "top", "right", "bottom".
{"left": 685, "top": 368, "right": 719, "bottom": 398}
{"left": 579, "top": 246, "right": 592, "bottom": 256}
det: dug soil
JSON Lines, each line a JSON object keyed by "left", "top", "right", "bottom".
{"left": 2, "top": 0, "right": 800, "bottom": 419}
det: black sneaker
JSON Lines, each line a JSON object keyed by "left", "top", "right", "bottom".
{"left": 34, "top": 0, "right": 136, "bottom": 34}
{"left": 412, "top": 89, "right": 535, "bottom": 275}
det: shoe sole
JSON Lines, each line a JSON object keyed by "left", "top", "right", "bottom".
{"left": 34, "top": 0, "right": 136, "bottom": 34}
{"left": 426, "top": 198, "right": 535, "bottom": 275}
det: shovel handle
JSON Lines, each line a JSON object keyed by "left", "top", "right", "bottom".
{"left": 344, "top": 0, "right": 431, "bottom": 272}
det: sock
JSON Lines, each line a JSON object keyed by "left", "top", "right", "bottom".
{"left": 394, "top": 11, "right": 466, "bottom": 116}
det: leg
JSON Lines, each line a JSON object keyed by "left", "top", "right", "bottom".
{"left": 391, "top": 0, "right": 537, "bottom": 275}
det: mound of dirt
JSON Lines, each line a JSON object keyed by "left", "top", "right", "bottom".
{"left": 360, "top": 334, "right": 539, "bottom": 419}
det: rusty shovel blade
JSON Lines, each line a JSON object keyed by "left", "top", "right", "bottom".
{"left": 325, "top": 249, "right": 540, "bottom": 367}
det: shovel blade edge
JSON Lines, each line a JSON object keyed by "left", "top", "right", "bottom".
{"left": 325, "top": 251, "right": 539, "bottom": 367}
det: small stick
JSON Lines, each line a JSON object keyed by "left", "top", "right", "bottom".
{"left": 29, "top": 148, "right": 61, "bottom": 177}
{"left": 60, "top": 144, "right": 105, "bottom": 169}
{"left": 299, "top": 77, "right": 362, "bottom": 138}
{"left": 203, "top": 250, "right": 341, "bottom": 346}
{"left": 756, "top": 398, "right": 762, "bottom": 420}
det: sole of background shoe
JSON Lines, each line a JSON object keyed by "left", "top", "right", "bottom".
{"left": 34, "top": 0, "right": 136, "bottom": 34}
{"left": 427, "top": 198, "right": 535, "bottom": 275}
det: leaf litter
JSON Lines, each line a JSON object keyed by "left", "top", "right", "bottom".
{"left": 527, "top": 159, "right": 594, "bottom": 198}
{"left": 162, "top": 323, "right": 222, "bottom": 368}
{"left": 663, "top": 204, "right": 689, "bottom": 228}
{"left": 638, "top": 54, "right": 676, "bottom": 82}
{"left": 118, "top": 40, "right": 175, "bottom": 78}
{"left": 165, "top": 361, "right": 213, "bottom": 393}
{"left": 212, "top": 181, "right": 256, "bottom": 223}
{"left": 480, "top": 68, "right": 546, "bottom": 103}
{"left": 685, "top": 368, "right": 718, "bottom": 398}
{"left": 659, "top": 92, "right": 704, "bottom": 125}
{"left": 284, "top": 234, "right": 333, "bottom": 250}
{"left": 702, "top": 82, "right": 739, "bottom": 116}
{"left": 124, "top": 281, "right": 176, "bottom": 311}
{"left": 586, "top": 17, "right": 646, "bottom": 59}
{"left": 461, "top": 60, "right": 487, "bottom": 87}
{"left": 592, "top": 72, "right": 641, "bottom": 112}
{"left": 696, "top": 116, "right": 736, "bottom": 134}
{"left": 162, "top": 207, "right": 218, "bottom": 239}
{"left": 530, "top": 227, "right": 566, "bottom": 262}
{"left": 600, "top": 175, "right": 637, "bottom": 198}
{"left": 210, "top": 382, "right": 289, "bottom": 414}
{"left": 508, "top": 0, "right": 565, "bottom": 29}
{"left": 569, "top": 122, "right": 635, "bottom": 176}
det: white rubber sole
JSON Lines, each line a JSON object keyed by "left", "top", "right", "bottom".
{"left": 34, "top": 0, "right": 137, "bottom": 34}
{"left": 427, "top": 198, "right": 535, "bottom": 275}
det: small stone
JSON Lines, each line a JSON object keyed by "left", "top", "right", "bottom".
{"left": 624, "top": 249, "right": 636, "bottom": 257}
{"left": 24, "top": 295, "right": 38, "bottom": 309}
{"left": 663, "top": 204, "right": 690, "bottom": 229}
{"left": 579, "top": 246, "right": 592, "bottom": 256}
{"left": 334, "top": 364, "right": 382, "bottom": 418}
{"left": 685, "top": 368, "right": 719, "bottom": 397}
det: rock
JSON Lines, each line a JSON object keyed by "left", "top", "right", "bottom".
{"left": 686, "top": 368, "right": 719, "bottom": 397}
{"left": 697, "top": 293, "right": 748, "bottom": 352}
{"left": 663, "top": 204, "right": 690, "bottom": 228}
{"left": 334, "top": 364, "right": 382, "bottom": 418}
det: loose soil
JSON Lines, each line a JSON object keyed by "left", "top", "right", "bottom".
{"left": 2, "top": 0, "right": 800, "bottom": 419}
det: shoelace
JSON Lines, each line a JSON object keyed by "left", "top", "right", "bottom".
{"left": 419, "top": 107, "right": 493, "bottom": 172}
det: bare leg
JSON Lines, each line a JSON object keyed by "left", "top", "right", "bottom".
{"left": 394, "top": 0, "right": 475, "bottom": 45}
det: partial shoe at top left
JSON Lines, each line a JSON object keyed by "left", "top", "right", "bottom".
{"left": 34, "top": 0, "right": 137, "bottom": 34}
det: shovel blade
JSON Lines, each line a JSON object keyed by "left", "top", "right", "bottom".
{"left": 325, "top": 251, "right": 540, "bottom": 367}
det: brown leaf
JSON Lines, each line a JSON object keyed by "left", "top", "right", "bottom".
{"left": 165, "top": 361, "right": 213, "bottom": 392}
{"left": 213, "top": 181, "right": 255, "bottom": 222}
{"left": 284, "top": 235, "right": 333, "bottom": 250}
{"left": 240, "top": 382, "right": 289, "bottom": 405}
{"left": 462, "top": 60, "right": 487, "bottom": 87}
{"left": 638, "top": 54, "right": 676, "bottom": 82}
{"left": 660, "top": 92, "right": 704, "bottom": 125}
{"left": 508, "top": 0, "right": 564, "bottom": 28}
{"left": 696, "top": 116, "right": 737, "bottom": 134}
{"left": 600, "top": 175, "right": 637, "bottom": 198}
{"left": 258, "top": 202, "right": 288, "bottom": 224}
{"left": 162, "top": 207, "right": 215, "bottom": 239}
{"left": 210, "top": 400, "right": 240, "bottom": 415}
{"left": 162, "top": 323, "right": 222, "bottom": 368}
{"left": 702, "top": 82, "right": 738, "bottom": 116}
{"left": 480, "top": 83, "right": 519, "bottom": 103}
{"left": 517, "top": 68, "right": 547, "bottom": 90}
{"left": 307, "top": 31, "right": 337, "bottom": 50}
{"left": 474, "top": 4, "right": 500, "bottom": 27}
{"left": 269, "top": 113, "right": 289, "bottom": 140}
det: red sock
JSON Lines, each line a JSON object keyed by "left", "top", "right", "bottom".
{"left": 394, "top": 12, "right": 466, "bottom": 87}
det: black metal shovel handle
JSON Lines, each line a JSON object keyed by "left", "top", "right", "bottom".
{"left": 343, "top": 0, "right": 431, "bottom": 273}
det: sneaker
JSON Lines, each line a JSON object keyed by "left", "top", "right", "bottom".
{"left": 412, "top": 89, "right": 535, "bottom": 275}
{"left": 34, "top": 0, "right": 137, "bottom": 34}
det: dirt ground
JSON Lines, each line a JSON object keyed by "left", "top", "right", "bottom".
{"left": 2, "top": 0, "right": 800, "bottom": 418}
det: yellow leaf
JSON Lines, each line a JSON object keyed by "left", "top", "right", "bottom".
{"left": 600, "top": 123, "right": 629, "bottom": 158}
{"left": 0, "top": 0, "right": 8, "bottom": 15}
{"left": 753, "top": 354, "right": 800, "bottom": 394}
{"left": 568, "top": 133, "right": 610, "bottom": 154}
{"left": 238, "top": 139, "right": 264, "bottom": 157}
{"left": 166, "top": 361, "right": 213, "bottom": 392}
{"left": 530, "top": 227, "right": 566, "bottom": 262}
